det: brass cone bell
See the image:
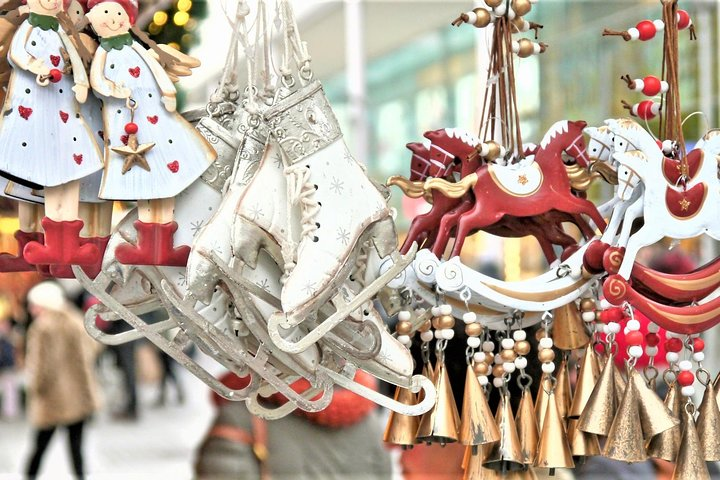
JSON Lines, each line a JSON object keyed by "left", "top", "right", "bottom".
{"left": 629, "top": 368, "right": 679, "bottom": 439}
{"left": 463, "top": 445, "right": 501, "bottom": 480}
{"left": 569, "top": 347, "right": 600, "bottom": 419}
{"left": 555, "top": 357, "right": 573, "bottom": 424}
{"left": 612, "top": 361, "right": 627, "bottom": 408}
{"left": 696, "top": 379, "right": 720, "bottom": 461}
{"left": 516, "top": 388, "right": 539, "bottom": 465}
{"left": 383, "top": 386, "right": 420, "bottom": 447}
{"left": 568, "top": 418, "right": 600, "bottom": 461}
{"left": 460, "top": 365, "right": 500, "bottom": 446}
{"left": 534, "top": 390, "right": 575, "bottom": 471}
{"left": 535, "top": 373, "right": 552, "bottom": 432}
{"left": 551, "top": 303, "right": 590, "bottom": 350}
{"left": 416, "top": 361, "right": 460, "bottom": 445}
{"left": 603, "top": 375, "right": 647, "bottom": 463}
{"left": 646, "top": 382, "right": 682, "bottom": 461}
{"left": 673, "top": 410, "right": 711, "bottom": 480}
{"left": 578, "top": 354, "right": 617, "bottom": 436}
{"left": 484, "top": 392, "right": 525, "bottom": 473}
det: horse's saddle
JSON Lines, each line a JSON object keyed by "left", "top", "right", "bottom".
{"left": 665, "top": 182, "right": 707, "bottom": 219}
{"left": 662, "top": 149, "right": 703, "bottom": 185}
{"left": 488, "top": 161, "right": 543, "bottom": 197}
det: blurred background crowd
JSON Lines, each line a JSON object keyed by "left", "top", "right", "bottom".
{"left": 1, "top": 0, "right": 720, "bottom": 479}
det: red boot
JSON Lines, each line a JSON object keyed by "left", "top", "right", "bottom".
{"left": 50, "top": 237, "right": 110, "bottom": 279}
{"left": 116, "top": 221, "right": 190, "bottom": 267}
{"left": 0, "top": 231, "right": 43, "bottom": 272}
{"left": 24, "top": 218, "right": 101, "bottom": 266}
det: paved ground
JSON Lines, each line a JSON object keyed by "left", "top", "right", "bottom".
{"left": 0, "top": 354, "right": 217, "bottom": 480}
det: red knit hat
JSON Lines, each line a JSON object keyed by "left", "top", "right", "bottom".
{"left": 87, "top": 0, "right": 138, "bottom": 25}
{"left": 73, "top": 0, "right": 89, "bottom": 13}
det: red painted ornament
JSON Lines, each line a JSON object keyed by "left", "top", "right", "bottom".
{"left": 18, "top": 106, "right": 33, "bottom": 120}
{"left": 636, "top": 20, "right": 657, "bottom": 41}
{"left": 147, "top": 116, "right": 158, "bottom": 125}
{"left": 73, "top": 154, "right": 83, "bottom": 165}
{"left": 120, "top": 135, "right": 129, "bottom": 145}
{"left": 636, "top": 100, "right": 659, "bottom": 120}
{"left": 129, "top": 67, "right": 141, "bottom": 78}
{"left": 665, "top": 337, "right": 683, "bottom": 353}
{"left": 677, "top": 370, "right": 694, "bottom": 387}
{"left": 600, "top": 307, "right": 624, "bottom": 324}
{"left": 49, "top": 69, "right": 63, "bottom": 83}
{"left": 50, "top": 55, "right": 60, "bottom": 67}
{"left": 677, "top": 10, "right": 691, "bottom": 30}
{"left": 645, "top": 333, "right": 660, "bottom": 347}
{"left": 59, "top": 111, "right": 69, "bottom": 123}
{"left": 125, "top": 122, "right": 138, "bottom": 134}
{"left": 693, "top": 337, "right": 705, "bottom": 352}
{"left": 167, "top": 161, "right": 180, "bottom": 173}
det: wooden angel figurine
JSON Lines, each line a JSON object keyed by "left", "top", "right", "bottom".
{"left": 86, "top": 0, "right": 216, "bottom": 266}
{"left": 0, "top": 0, "right": 104, "bottom": 268}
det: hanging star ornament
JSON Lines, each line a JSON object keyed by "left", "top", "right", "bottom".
{"left": 112, "top": 133, "right": 155, "bottom": 174}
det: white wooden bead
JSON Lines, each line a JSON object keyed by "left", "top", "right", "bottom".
{"left": 632, "top": 79, "right": 644, "bottom": 92}
{"left": 628, "top": 346, "right": 643, "bottom": 358}
{"left": 420, "top": 331, "right": 434, "bottom": 343}
{"left": 693, "top": 352, "right": 705, "bottom": 362}
{"left": 599, "top": 299, "right": 612, "bottom": 309}
{"left": 441, "top": 329, "right": 455, "bottom": 340}
{"left": 483, "top": 341, "right": 495, "bottom": 352}
{"left": 465, "top": 11, "right": 478, "bottom": 25}
{"left": 607, "top": 322, "right": 621, "bottom": 334}
{"left": 539, "top": 337, "right": 553, "bottom": 349}
{"left": 478, "top": 375, "right": 489, "bottom": 386}
{"left": 653, "top": 19, "right": 665, "bottom": 31}
{"left": 645, "top": 346, "right": 659, "bottom": 356}
{"left": 507, "top": 7, "right": 516, "bottom": 20}
{"left": 681, "top": 386, "right": 695, "bottom": 397}
{"left": 511, "top": 41, "right": 520, "bottom": 54}
{"left": 660, "top": 81, "right": 669, "bottom": 93}
{"left": 514, "top": 356, "right": 528, "bottom": 370}
{"left": 439, "top": 305, "right": 452, "bottom": 316}
{"left": 666, "top": 352, "right": 679, "bottom": 363}
{"left": 581, "top": 311, "right": 596, "bottom": 322}
{"left": 467, "top": 337, "right": 482, "bottom": 349}
{"left": 513, "top": 330, "right": 527, "bottom": 341}
{"left": 494, "top": 3, "right": 507, "bottom": 16}
{"left": 463, "top": 312, "right": 478, "bottom": 324}
{"left": 678, "top": 360, "right": 693, "bottom": 371}
{"left": 532, "top": 42, "right": 541, "bottom": 55}
{"left": 495, "top": 354, "right": 503, "bottom": 365}
{"left": 647, "top": 322, "right": 660, "bottom": 333}
{"left": 493, "top": 377, "right": 505, "bottom": 388}
{"left": 431, "top": 306, "right": 441, "bottom": 317}
{"left": 503, "top": 362, "right": 516, "bottom": 373}
{"left": 474, "top": 352, "right": 486, "bottom": 363}
{"left": 501, "top": 338, "right": 515, "bottom": 350}
{"left": 626, "top": 319, "right": 641, "bottom": 331}
{"left": 541, "top": 362, "right": 556, "bottom": 374}
{"left": 434, "top": 330, "right": 443, "bottom": 340}
{"left": 398, "top": 311, "right": 412, "bottom": 322}
{"left": 627, "top": 27, "right": 640, "bottom": 40}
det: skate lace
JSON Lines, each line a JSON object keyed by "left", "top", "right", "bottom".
{"left": 285, "top": 163, "right": 320, "bottom": 242}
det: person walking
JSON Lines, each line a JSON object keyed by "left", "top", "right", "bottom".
{"left": 24, "top": 282, "right": 100, "bottom": 480}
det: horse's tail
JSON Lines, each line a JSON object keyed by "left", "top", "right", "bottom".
{"left": 566, "top": 163, "right": 595, "bottom": 192}
{"left": 387, "top": 176, "right": 426, "bottom": 199}
{"left": 424, "top": 173, "right": 478, "bottom": 199}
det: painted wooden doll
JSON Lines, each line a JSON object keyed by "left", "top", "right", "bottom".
{"left": 87, "top": 0, "right": 216, "bottom": 266}
{"left": 0, "top": 0, "right": 104, "bottom": 267}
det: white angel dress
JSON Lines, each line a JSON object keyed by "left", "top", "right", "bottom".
{"left": 0, "top": 14, "right": 103, "bottom": 188}
{"left": 91, "top": 35, "right": 216, "bottom": 201}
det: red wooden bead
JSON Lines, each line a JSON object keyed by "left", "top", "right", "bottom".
{"left": 665, "top": 337, "right": 683, "bottom": 352}
{"left": 677, "top": 10, "right": 691, "bottom": 30}
{"left": 636, "top": 20, "right": 657, "bottom": 41}
{"left": 677, "top": 370, "right": 694, "bottom": 387}
{"left": 625, "top": 331, "right": 644, "bottom": 346}
{"left": 642, "top": 76, "right": 662, "bottom": 96}
{"left": 601, "top": 307, "right": 624, "bottom": 324}
{"left": 636, "top": 100, "right": 658, "bottom": 120}
{"left": 125, "top": 122, "right": 139, "bottom": 135}
{"left": 49, "top": 69, "right": 63, "bottom": 83}
{"left": 693, "top": 337, "right": 705, "bottom": 352}
{"left": 645, "top": 333, "right": 660, "bottom": 347}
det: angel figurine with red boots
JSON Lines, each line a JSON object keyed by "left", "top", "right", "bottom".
{"left": 0, "top": 0, "right": 104, "bottom": 268}
{"left": 86, "top": 0, "right": 216, "bottom": 266}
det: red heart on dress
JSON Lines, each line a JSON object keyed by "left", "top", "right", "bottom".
{"left": 18, "top": 106, "right": 32, "bottom": 120}
{"left": 120, "top": 135, "right": 129, "bottom": 145}
{"left": 167, "top": 161, "right": 180, "bottom": 173}
{"left": 73, "top": 154, "right": 83, "bottom": 165}
{"left": 129, "top": 67, "right": 141, "bottom": 78}
{"left": 50, "top": 55, "right": 60, "bottom": 67}
{"left": 59, "top": 111, "right": 69, "bottom": 123}
{"left": 147, "top": 116, "right": 158, "bottom": 125}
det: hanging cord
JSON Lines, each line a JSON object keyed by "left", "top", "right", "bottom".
{"left": 279, "top": 0, "right": 312, "bottom": 86}
{"left": 208, "top": 0, "right": 247, "bottom": 112}
{"left": 660, "top": 0, "right": 686, "bottom": 159}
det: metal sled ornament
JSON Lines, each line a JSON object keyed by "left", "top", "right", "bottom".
{"left": 42, "top": 0, "right": 437, "bottom": 420}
